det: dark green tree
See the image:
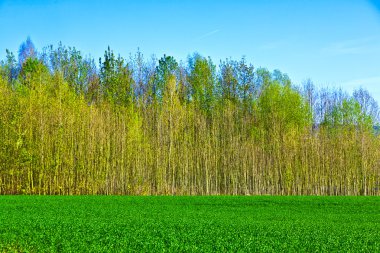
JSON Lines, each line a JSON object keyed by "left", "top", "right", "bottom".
{"left": 0, "top": 49, "right": 18, "bottom": 85}
{"left": 219, "top": 59, "right": 239, "bottom": 102}
{"left": 19, "top": 58, "right": 50, "bottom": 90}
{"left": 236, "top": 57, "right": 255, "bottom": 108}
{"left": 153, "top": 55, "right": 178, "bottom": 101}
{"left": 99, "top": 46, "right": 134, "bottom": 105}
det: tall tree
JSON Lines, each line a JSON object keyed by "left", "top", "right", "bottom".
{"left": 236, "top": 57, "right": 255, "bottom": 108}
{"left": 257, "top": 81, "right": 311, "bottom": 134}
{"left": 0, "top": 49, "right": 18, "bottom": 84}
{"left": 302, "top": 79, "right": 317, "bottom": 124}
{"left": 19, "top": 58, "right": 50, "bottom": 90}
{"left": 353, "top": 87, "right": 379, "bottom": 124}
{"left": 323, "top": 97, "right": 373, "bottom": 131}
{"left": 99, "top": 47, "right": 134, "bottom": 105}
{"left": 153, "top": 55, "right": 178, "bottom": 102}
{"left": 219, "top": 59, "right": 238, "bottom": 102}
{"left": 18, "top": 37, "right": 37, "bottom": 67}
{"left": 43, "top": 42, "right": 95, "bottom": 94}
{"left": 188, "top": 54, "right": 215, "bottom": 113}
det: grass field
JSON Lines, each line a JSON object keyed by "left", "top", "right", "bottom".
{"left": 0, "top": 196, "right": 379, "bottom": 252}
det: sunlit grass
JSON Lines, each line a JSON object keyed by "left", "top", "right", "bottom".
{"left": 0, "top": 196, "right": 379, "bottom": 252}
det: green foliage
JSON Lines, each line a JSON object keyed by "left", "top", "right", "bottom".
{"left": 219, "top": 58, "right": 239, "bottom": 102}
{"left": 0, "top": 41, "right": 379, "bottom": 196}
{"left": 0, "top": 49, "right": 18, "bottom": 84}
{"left": 99, "top": 47, "right": 134, "bottom": 105}
{"left": 323, "top": 98, "right": 373, "bottom": 131}
{"left": 272, "top": 69, "right": 291, "bottom": 86}
{"left": 42, "top": 42, "right": 96, "bottom": 94}
{"left": 154, "top": 55, "right": 178, "bottom": 101}
{"left": 188, "top": 54, "right": 215, "bottom": 113}
{"left": 0, "top": 196, "right": 379, "bottom": 252}
{"left": 255, "top": 67, "right": 272, "bottom": 89}
{"left": 257, "top": 81, "right": 312, "bottom": 133}
{"left": 236, "top": 57, "right": 255, "bottom": 106}
{"left": 19, "top": 58, "right": 50, "bottom": 89}
{"left": 353, "top": 87, "right": 379, "bottom": 124}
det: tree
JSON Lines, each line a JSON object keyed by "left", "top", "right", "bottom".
{"left": 176, "top": 64, "right": 190, "bottom": 103}
{"left": 353, "top": 87, "right": 379, "bottom": 124}
{"left": 19, "top": 58, "right": 50, "bottom": 90}
{"left": 18, "top": 37, "right": 37, "bottom": 67}
{"left": 153, "top": 55, "right": 178, "bottom": 101}
{"left": 257, "top": 81, "right": 311, "bottom": 134}
{"left": 254, "top": 68, "right": 271, "bottom": 95}
{"left": 0, "top": 49, "right": 18, "bottom": 84}
{"left": 99, "top": 46, "right": 134, "bottom": 105}
{"left": 323, "top": 97, "right": 373, "bottom": 131}
{"left": 219, "top": 59, "right": 239, "bottom": 102}
{"left": 272, "top": 69, "right": 291, "bottom": 86}
{"left": 236, "top": 57, "right": 255, "bottom": 108}
{"left": 131, "top": 48, "right": 146, "bottom": 99}
{"left": 1, "top": 40, "right": 380, "bottom": 196}
{"left": 301, "top": 79, "right": 318, "bottom": 126}
{"left": 43, "top": 42, "right": 95, "bottom": 94}
{"left": 188, "top": 54, "right": 215, "bottom": 113}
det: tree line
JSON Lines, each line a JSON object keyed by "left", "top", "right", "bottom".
{"left": 0, "top": 38, "right": 379, "bottom": 195}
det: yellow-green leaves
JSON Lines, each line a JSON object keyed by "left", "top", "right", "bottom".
{"left": 257, "top": 81, "right": 311, "bottom": 134}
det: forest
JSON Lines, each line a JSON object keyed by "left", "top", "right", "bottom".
{"left": 0, "top": 38, "right": 379, "bottom": 195}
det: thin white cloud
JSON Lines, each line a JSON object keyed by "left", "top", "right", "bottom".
{"left": 321, "top": 36, "right": 380, "bottom": 55}
{"left": 341, "top": 76, "right": 380, "bottom": 103}
{"left": 193, "top": 29, "right": 220, "bottom": 42}
{"left": 259, "top": 40, "right": 287, "bottom": 50}
{"left": 341, "top": 76, "right": 380, "bottom": 88}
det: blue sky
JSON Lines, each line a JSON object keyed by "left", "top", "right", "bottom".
{"left": 1, "top": 0, "right": 380, "bottom": 101}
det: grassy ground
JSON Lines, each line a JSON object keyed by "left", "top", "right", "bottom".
{"left": 0, "top": 196, "right": 379, "bottom": 252}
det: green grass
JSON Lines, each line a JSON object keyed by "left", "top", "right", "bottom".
{"left": 0, "top": 196, "right": 379, "bottom": 252}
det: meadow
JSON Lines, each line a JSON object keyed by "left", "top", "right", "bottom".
{"left": 0, "top": 196, "right": 379, "bottom": 252}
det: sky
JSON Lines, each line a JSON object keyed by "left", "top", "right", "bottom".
{"left": 0, "top": 0, "right": 380, "bottom": 101}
